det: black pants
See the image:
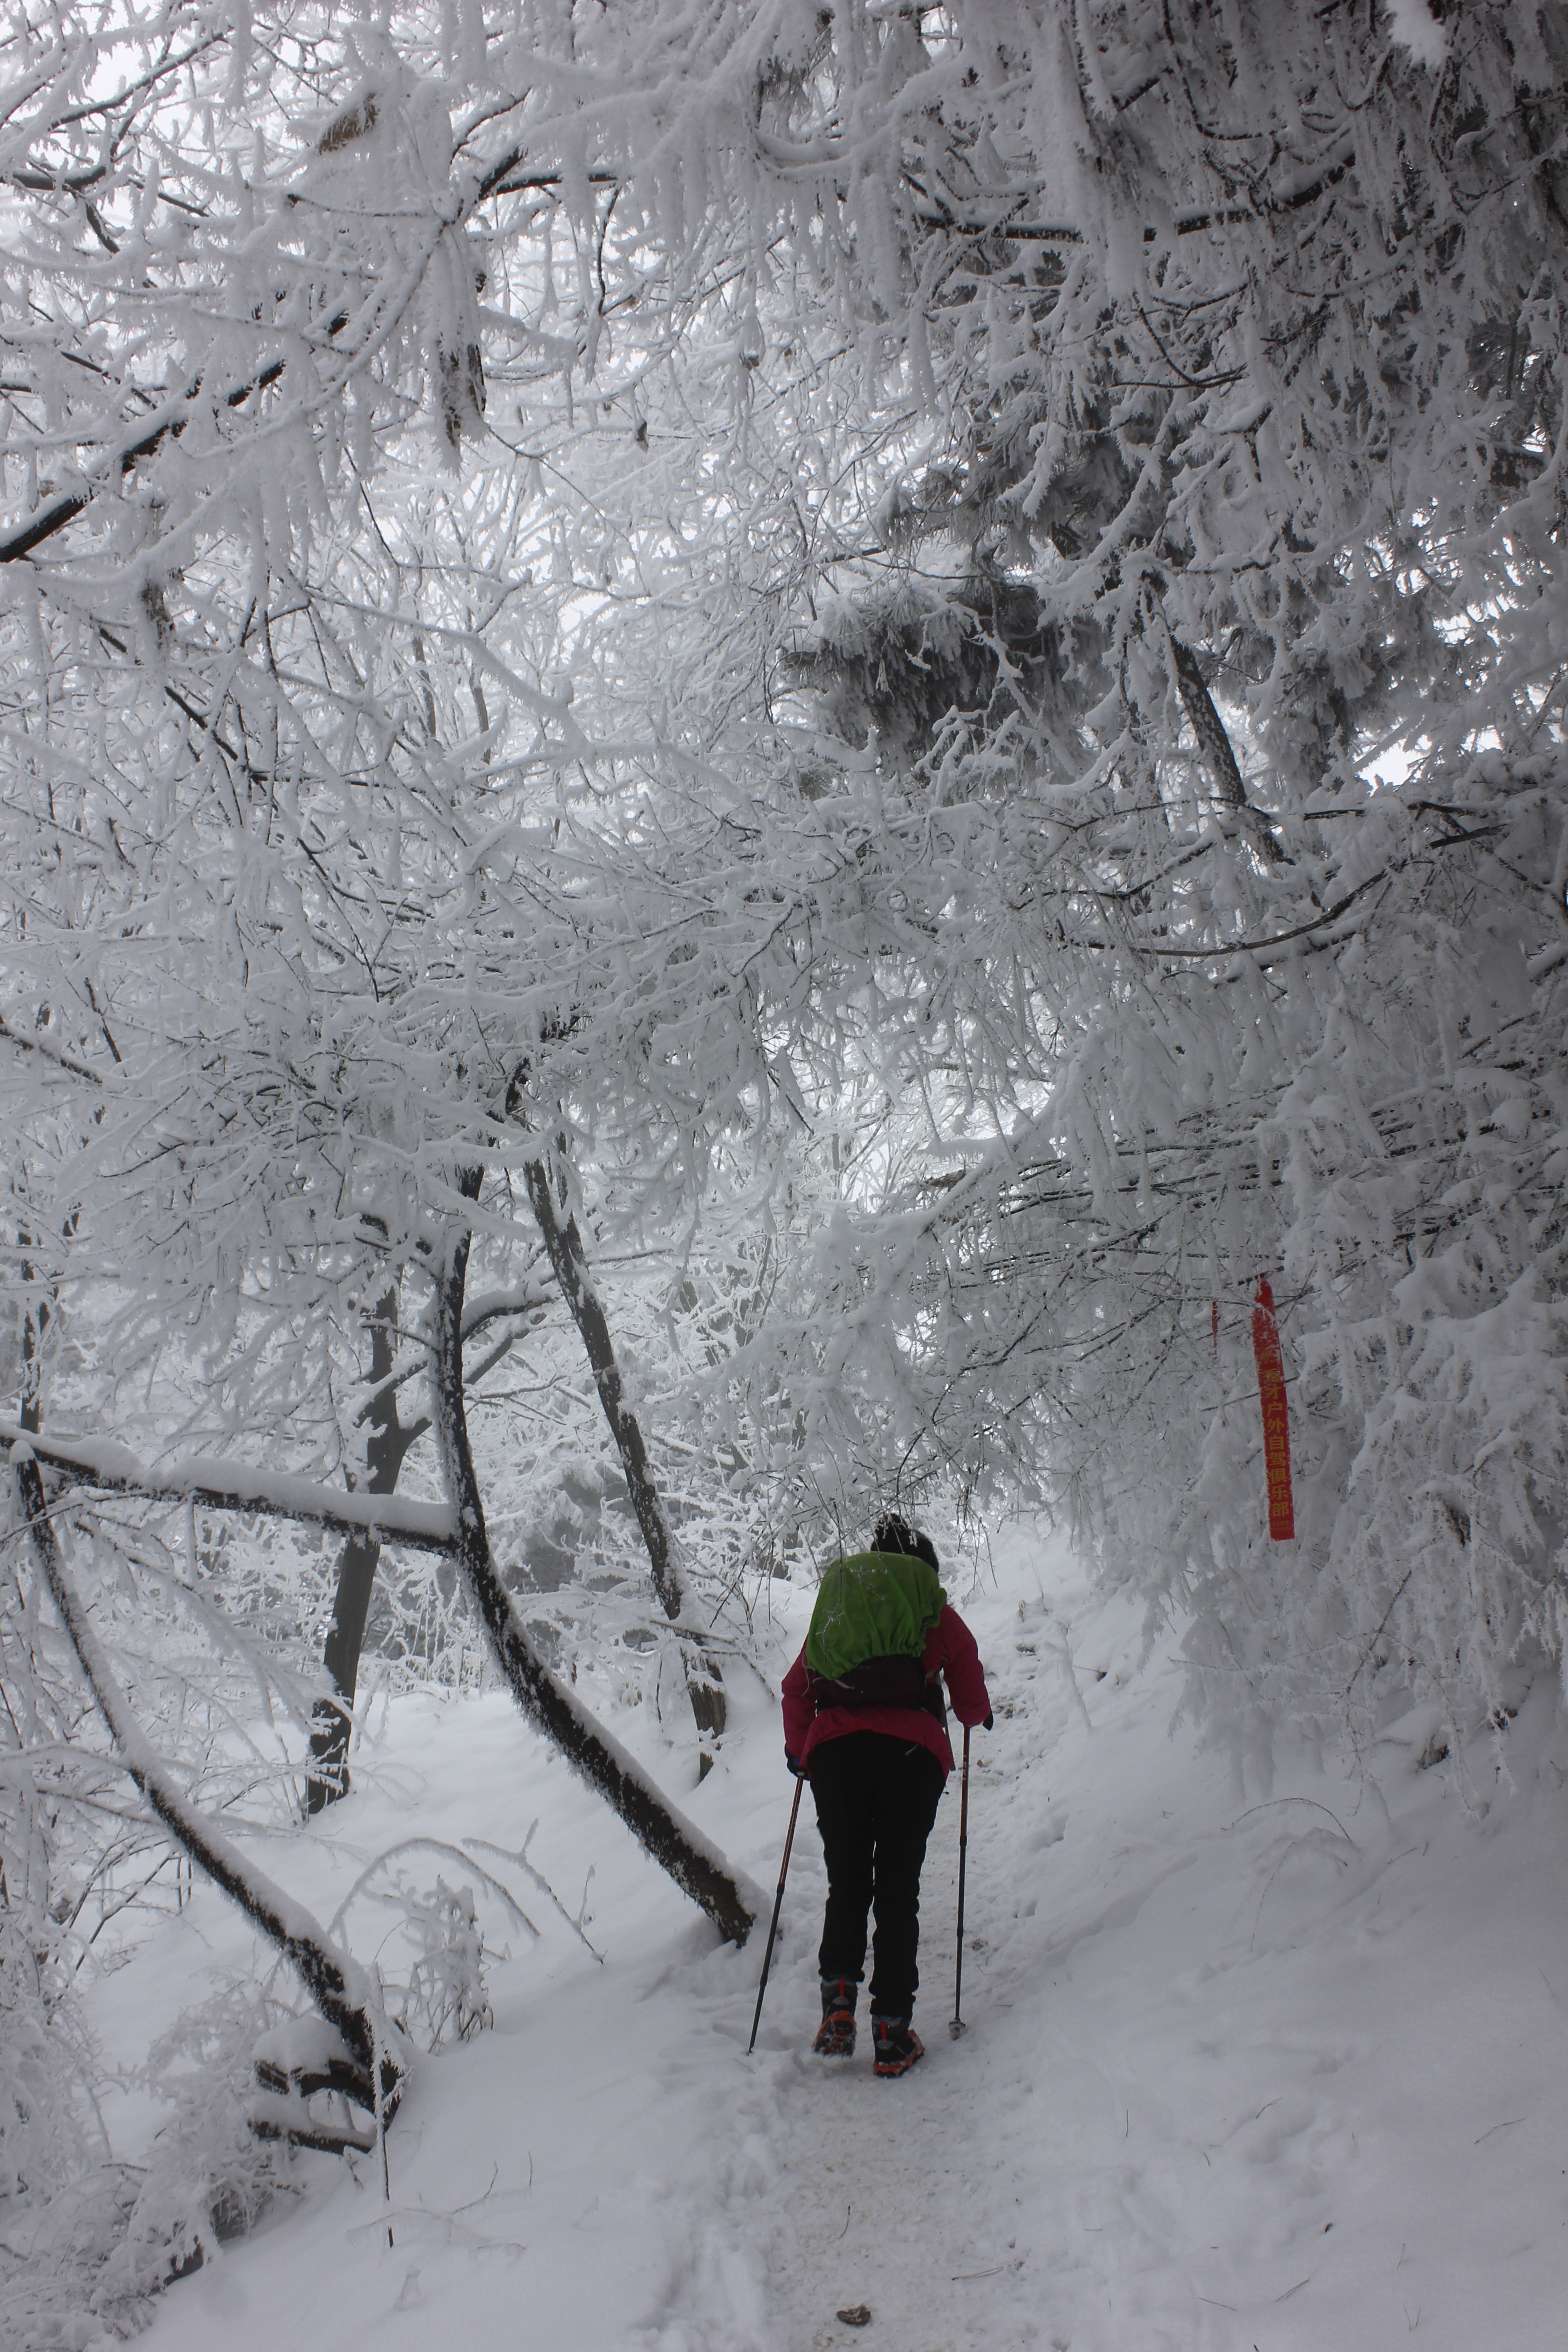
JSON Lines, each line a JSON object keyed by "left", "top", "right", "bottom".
{"left": 810, "top": 1730, "right": 945, "bottom": 2020}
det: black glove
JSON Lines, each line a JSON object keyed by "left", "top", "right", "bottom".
{"left": 983, "top": 1713, "right": 994, "bottom": 1732}
{"left": 786, "top": 1752, "right": 807, "bottom": 1779}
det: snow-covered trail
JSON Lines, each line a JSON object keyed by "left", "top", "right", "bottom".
{"left": 650, "top": 1567, "right": 1568, "bottom": 2351}
{"left": 113, "top": 1539, "right": 1568, "bottom": 2352}
{"left": 684, "top": 1606, "right": 1116, "bottom": 2352}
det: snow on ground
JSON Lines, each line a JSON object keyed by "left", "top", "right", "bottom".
{"left": 87, "top": 1530, "right": 1568, "bottom": 2351}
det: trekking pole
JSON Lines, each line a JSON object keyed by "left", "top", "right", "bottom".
{"left": 951, "top": 1724, "right": 971, "bottom": 2040}
{"left": 747, "top": 1775, "right": 804, "bottom": 2056}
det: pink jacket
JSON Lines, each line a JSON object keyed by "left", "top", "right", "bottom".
{"left": 781, "top": 1603, "right": 992, "bottom": 1779}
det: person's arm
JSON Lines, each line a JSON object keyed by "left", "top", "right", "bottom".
{"left": 936, "top": 1605, "right": 993, "bottom": 1729}
{"left": 781, "top": 1644, "right": 814, "bottom": 1770}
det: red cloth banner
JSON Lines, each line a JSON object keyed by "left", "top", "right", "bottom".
{"left": 1251, "top": 1278, "right": 1295, "bottom": 1540}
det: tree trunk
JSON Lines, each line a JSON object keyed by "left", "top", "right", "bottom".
{"left": 304, "top": 1526, "right": 381, "bottom": 1813}
{"left": 522, "top": 1154, "right": 727, "bottom": 1765}
{"left": 431, "top": 1181, "right": 757, "bottom": 1945}
{"left": 1166, "top": 628, "right": 1286, "bottom": 860}
{"left": 306, "top": 1285, "right": 427, "bottom": 1815}
{"left": 13, "top": 1446, "right": 407, "bottom": 2113}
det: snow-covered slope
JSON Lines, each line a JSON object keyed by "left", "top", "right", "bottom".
{"left": 94, "top": 1534, "right": 1568, "bottom": 2351}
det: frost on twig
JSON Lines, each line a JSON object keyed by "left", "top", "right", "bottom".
{"left": 466, "top": 1827, "right": 605, "bottom": 1963}
{"left": 390, "top": 1879, "right": 494, "bottom": 2048}
{"left": 325, "top": 1834, "right": 570, "bottom": 2047}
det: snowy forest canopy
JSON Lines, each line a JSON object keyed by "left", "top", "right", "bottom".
{"left": 3, "top": 0, "right": 1568, "bottom": 2304}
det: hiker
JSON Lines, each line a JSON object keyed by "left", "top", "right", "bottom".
{"left": 781, "top": 1515, "right": 993, "bottom": 2077}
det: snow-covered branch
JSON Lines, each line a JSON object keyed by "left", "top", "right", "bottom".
{"left": 523, "top": 1152, "right": 728, "bottom": 1750}
{"left": 460, "top": 1280, "right": 556, "bottom": 1343}
{"left": 430, "top": 1189, "right": 759, "bottom": 1945}
{"left": 11, "top": 1443, "right": 411, "bottom": 2115}
{"left": 0, "top": 1426, "right": 457, "bottom": 1556}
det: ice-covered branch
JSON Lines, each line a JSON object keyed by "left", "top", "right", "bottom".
{"left": 0, "top": 1424, "right": 457, "bottom": 1555}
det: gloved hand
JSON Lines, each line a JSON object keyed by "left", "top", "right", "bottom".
{"left": 786, "top": 1752, "right": 807, "bottom": 1778}
{"left": 983, "top": 1713, "right": 994, "bottom": 1732}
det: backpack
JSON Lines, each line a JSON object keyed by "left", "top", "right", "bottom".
{"left": 805, "top": 1551, "right": 946, "bottom": 1715}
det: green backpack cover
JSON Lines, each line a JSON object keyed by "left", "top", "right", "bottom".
{"left": 805, "top": 1551, "right": 946, "bottom": 1681}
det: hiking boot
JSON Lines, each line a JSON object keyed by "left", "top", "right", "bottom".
{"left": 813, "top": 1976, "right": 857, "bottom": 2058}
{"left": 871, "top": 2015, "right": 925, "bottom": 2078}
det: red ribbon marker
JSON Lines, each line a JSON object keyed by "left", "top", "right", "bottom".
{"left": 1251, "top": 1278, "right": 1295, "bottom": 1540}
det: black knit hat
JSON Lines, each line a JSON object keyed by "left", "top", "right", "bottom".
{"left": 871, "top": 1513, "right": 940, "bottom": 1573}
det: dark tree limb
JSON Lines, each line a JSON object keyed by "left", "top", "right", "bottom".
{"left": 306, "top": 1268, "right": 551, "bottom": 1811}
{"left": 1167, "top": 631, "right": 1289, "bottom": 861}
{"left": 520, "top": 1159, "right": 681, "bottom": 1616}
{"left": 523, "top": 1154, "right": 728, "bottom": 1759}
{"left": 12, "top": 1445, "right": 408, "bottom": 2114}
{"left": 16, "top": 1227, "right": 57, "bottom": 1436}
{"left": 304, "top": 1523, "right": 384, "bottom": 1814}
{"left": 431, "top": 1181, "right": 757, "bottom": 1945}
{"left": 1168, "top": 634, "right": 1250, "bottom": 812}
{"left": 306, "top": 1283, "right": 429, "bottom": 1815}
{"left": 0, "top": 1013, "right": 104, "bottom": 1082}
